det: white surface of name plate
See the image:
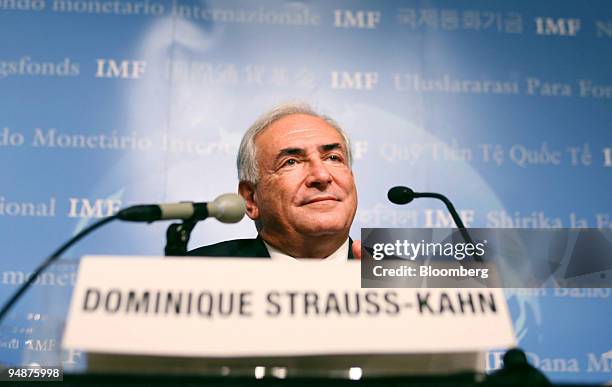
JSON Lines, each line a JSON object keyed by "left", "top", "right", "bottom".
{"left": 63, "top": 256, "right": 515, "bottom": 358}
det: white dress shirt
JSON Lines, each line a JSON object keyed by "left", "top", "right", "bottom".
{"left": 263, "top": 238, "right": 349, "bottom": 263}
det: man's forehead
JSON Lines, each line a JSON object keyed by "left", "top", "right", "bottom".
{"left": 256, "top": 114, "right": 344, "bottom": 150}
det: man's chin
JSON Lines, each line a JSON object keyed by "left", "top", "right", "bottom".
{"left": 293, "top": 208, "right": 352, "bottom": 236}
{"left": 298, "top": 223, "right": 348, "bottom": 238}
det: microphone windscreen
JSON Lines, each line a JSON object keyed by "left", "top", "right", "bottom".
{"left": 387, "top": 186, "right": 415, "bottom": 205}
{"left": 209, "top": 193, "right": 246, "bottom": 223}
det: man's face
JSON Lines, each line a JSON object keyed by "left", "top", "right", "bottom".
{"left": 242, "top": 114, "right": 357, "bottom": 240}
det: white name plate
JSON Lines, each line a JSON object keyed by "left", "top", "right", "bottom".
{"left": 63, "top": 256, "right": 515, "bottom": 359}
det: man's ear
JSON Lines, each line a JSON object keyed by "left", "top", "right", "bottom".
{"left": 238, "top": 181, "right": 259, "bottom": 220}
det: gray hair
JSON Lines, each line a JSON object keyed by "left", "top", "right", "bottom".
{"left": 237, "top": 102, "right": 352, "bottom": 184}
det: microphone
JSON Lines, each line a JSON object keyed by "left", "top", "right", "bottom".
{"left": 388, "top": 186, "right": 466, "bottom": 228}
{"left": 0, "top": 194, "right": 246, "bottom": 323}
{"left": 387, "top": 186, "right": 478, "bottom": 254}
{"left": 118, "top": 193, "right": 246, "bottom": 223}
{"left": 388, "top": 186, "right": 419, "bottom": 205}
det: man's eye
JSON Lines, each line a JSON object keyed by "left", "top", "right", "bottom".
{"left": 283, "top": 159, "right": 298, "bottom": 167}
{"left": 328, "top": 154, "right": 343, "bottom": 162}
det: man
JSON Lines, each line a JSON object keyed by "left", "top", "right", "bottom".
{"left": 189, "top": 102, "right": 361, "bottom": 260}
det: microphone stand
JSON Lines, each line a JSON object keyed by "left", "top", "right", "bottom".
{"left": 388, "top": 187, "right": 481, "bottom": 262}
{"left": 414, "top": 191, "right": 476, "bottom": 247}
{"left": 164, "top": 218, "right": 198, "bottom": 256}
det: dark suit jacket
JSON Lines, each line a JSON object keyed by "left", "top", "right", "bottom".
{"left": 187, "top": 235, "right": 355, "bottom": 259}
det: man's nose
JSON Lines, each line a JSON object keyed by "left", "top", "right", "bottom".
{"left": 305, "top": 158, "right": 332, "bottom": 188}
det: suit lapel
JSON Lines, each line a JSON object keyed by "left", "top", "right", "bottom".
{"left": 241, "top": 235, "right": 271, "bottom": 258}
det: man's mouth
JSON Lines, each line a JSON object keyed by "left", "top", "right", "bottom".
{"left": 303, "top": 195, "right": 339, "bottom": 205}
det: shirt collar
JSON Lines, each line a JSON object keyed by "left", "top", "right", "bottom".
{"left": 263, "top": 238, "right": 349, "bottom": 263}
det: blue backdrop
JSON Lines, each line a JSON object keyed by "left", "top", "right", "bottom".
{"left": 0, "top": 0, "right": 611, "bottom": 383}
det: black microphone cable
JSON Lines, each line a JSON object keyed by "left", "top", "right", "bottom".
{"left": 0, "top": 215, "right": 118, "bottom": 324}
